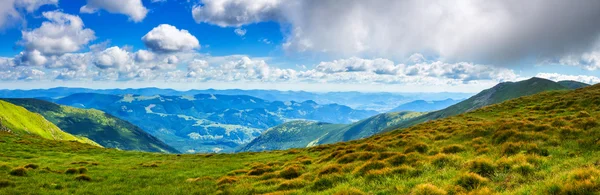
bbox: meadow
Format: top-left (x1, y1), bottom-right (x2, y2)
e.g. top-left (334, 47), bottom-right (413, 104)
top-left (2, 85), bottom-right (600, 194)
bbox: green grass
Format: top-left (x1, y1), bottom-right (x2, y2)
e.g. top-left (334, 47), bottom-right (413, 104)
top-left (0, 100), bottom-right (97, 146)
top-left (2, 98), bottom-right (178, 153)
top-left (2, 83), bottom-right (600, 194)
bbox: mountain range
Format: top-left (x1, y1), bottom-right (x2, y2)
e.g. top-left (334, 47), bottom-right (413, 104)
top-left (47, 93), bottom-right (377, 153)
top-left (241, 78), bottom-right (589, 152)
top-left (0, 87), bottom-right (472, 112)
top-left (388, 98), bottom-right (463, 112)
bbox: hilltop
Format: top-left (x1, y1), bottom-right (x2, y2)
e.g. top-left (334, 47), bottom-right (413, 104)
top-left (2, 98), bottom-right (178, 153)
top-left (1, 80), bottom-right (599, 194)
top-left (0, 100), bottom-right (98, 146)
top-left (240, 111), bottom-right (425, 152)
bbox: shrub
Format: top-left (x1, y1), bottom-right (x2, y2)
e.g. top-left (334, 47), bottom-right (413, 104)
top-left (278, 178), bottom-right (307, 190)
top-left (9, 167), bottom-right (26, 176)
top-left (441, 144), bottom-right (466, 154)
top-left (354, 161), bottom-right (387, 176)
top-left (65, 168), bottom-right (79, 174)
top-left (75, 174), bottom-right (92, 181)
top-left (0, 180), bottom-right (15, 188)
top-left (216, 176), bottom-right (238, 185)
top-left (456, 172), bottom-right (488, 190)
top-left (334, 188), bottom-right (366, 195)
top-left (411, 183), bottom-right (447, 195)
top-left (318, 165), bottom-right (342, 176)
top-left (404, 142), bottom-right (429, 153)
top-left (465, 159), bottom-right (496, 177)
top-left (24, 164), bottom-right (39, 169)
top-left (279, 165), bottom-right (303, 179)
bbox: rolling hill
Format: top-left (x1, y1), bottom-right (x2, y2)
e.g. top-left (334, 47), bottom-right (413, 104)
top-left (240, 111), bottom-right (425, 152)
top-left (0, 100), bottom-right (98, 146)
top-left (1, 80), bottom-right (599, 194)
top-left (50, 93), bottom-right (377, 153)
top-left (2, 98), bottom-right (178, 153)
top-left (384, 77), bottom-right (573, 131)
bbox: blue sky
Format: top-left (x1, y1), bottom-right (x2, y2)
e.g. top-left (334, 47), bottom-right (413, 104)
top-left (0, 0), bottom-right (599, 92)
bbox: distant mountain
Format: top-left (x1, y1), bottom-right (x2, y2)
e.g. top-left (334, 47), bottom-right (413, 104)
top-left (388, 98), bottom-right (462, 112)
top-left (385, 77), bottom-right (571, 131)
top-left (3, 98), bottom-right (178, 153)
top-left (51, 93), bottom-right (377, 153)
top-left (0, 100), bottom-right (99, 146)
top-left (240, 111), bottom-right (425, 152)
top-left (242, 77), bottom-right (579, 152)
top-left (0, 87), bottom-right (472, 112)
top-left (557, 80), bottom-right (590, 89)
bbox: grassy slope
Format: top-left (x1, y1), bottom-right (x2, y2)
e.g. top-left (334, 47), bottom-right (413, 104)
top-left (557, 80), bottom-right (590, 89)
top-left (240, 121), bottom-right (347, 152)
top-left (240, 111), bottom-right (424, 152)
top-left (2, 98), bottom-right (179, 153)
top-left (2, 84), bottom-right (600, 194)
top-left (385, 77), bottom-right (569, 131)
top-left (0, 100), bottom-right (98, 146)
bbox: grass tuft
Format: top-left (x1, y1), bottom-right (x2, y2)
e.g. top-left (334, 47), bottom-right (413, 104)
top-left (75, 174), bottom-right (92, 181)
top-left (411, 183), bottom-right (447, 195)
top-left (9, 167), bottom-right (27, 176)
top-left (24, 164), bottom-right (38, 169)
top-left (456, 172), bottom-right (488, 190)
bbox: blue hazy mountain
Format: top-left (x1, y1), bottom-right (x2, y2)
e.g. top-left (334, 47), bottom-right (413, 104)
top-left (0, 88), bottom-right (472, 112)
top-left (388, 98), bottom-right (463, 112)
top-left (51, 93), bottom-right (377, 153)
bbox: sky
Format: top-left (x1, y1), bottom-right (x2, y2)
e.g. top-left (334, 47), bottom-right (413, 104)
top-left (0, 0), bottom-right (599, 92)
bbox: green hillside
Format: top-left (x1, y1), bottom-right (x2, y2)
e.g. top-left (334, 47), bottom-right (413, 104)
top-left (557, 80), bottom-right (590, 89)
top-left (240, 121), bottom-right (347, 152)
top-left (2, 98), bottom-right (178, 153)
top-left (1, 82), bottom-right (600, 194)
top-left (241, 111), bottom-right (425, 152)
top-left (0, 100), bottom-right (98, 146)
top-left (385, 77), bottom-right (569, 131)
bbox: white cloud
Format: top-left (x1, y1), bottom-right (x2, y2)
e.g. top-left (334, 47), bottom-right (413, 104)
top-left (20, 11), bottom-right (95, 56)
top-left (192, 0), bottom-right (282, 27)
top-left (192, 0), bottom-right (600, 65)
top-left (536, 73), bottom-right (600, 85)
top-left (142, 24), bottom-right (200, 53)
top-left (80, 0), bottom-right (148, 22)
top-left (94, 46), bottom-right (132, 69)
top-left (14, 49), bottom-right (47, 66)
top-left (134, 49), bottom-right (155, 62)
top-left (234, 28), bottom-right (246, 36)
top-left (0, 0), bottom-right (57, 29)
top-left (557, 49), bottom-right (600, 70)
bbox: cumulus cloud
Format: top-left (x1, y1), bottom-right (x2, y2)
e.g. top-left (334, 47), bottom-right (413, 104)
top-left (557, 49), bottom-right (600, 70)
top-left (0, 0), bottom-right (57, 29)
top-left (94, 46), bottom-right (132, 69)
top-left (134, 49), bottom-right (155, 62)
top-left (192, 0), bottom-right (600, 65)
top-left (142, 24), bottom-right (200, 53)
top-left (192, 0), bottom-right (282, 27)
top-left (536, 73), bottom-right (600, 84)
top-left (20, 11), bottom-right (95, 55)
top-left (80, 0), bottom-right (148, 22)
